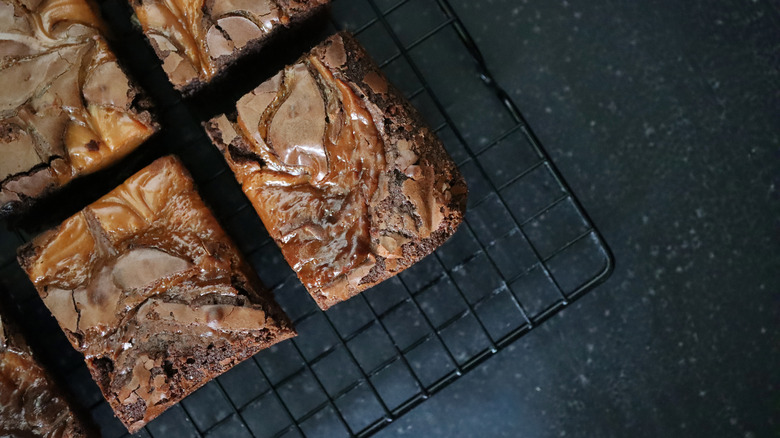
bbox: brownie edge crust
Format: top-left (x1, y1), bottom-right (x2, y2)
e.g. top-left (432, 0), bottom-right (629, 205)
top-left (17, 156), bottom-right (296, 432)
top-left (206, 32), bottom-right (468, 310)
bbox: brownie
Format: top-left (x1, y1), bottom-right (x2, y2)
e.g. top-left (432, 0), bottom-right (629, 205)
top-left (205, 32), bottom-right (468, 310)
top-left (0, 304), bottom-right (87, 437)
top-left (129, 0), bottom-right (329, 93)
top-left (0, 0), bottom-right (158, 217)
top-left (17, 156), bottom-right (296, 432)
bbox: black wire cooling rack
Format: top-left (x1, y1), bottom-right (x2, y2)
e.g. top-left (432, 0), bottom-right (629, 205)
top-left (0, 0), bottom-right (614, 436)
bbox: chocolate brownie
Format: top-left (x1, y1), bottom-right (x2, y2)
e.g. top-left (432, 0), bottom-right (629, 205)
top-left (0, 0), bottom-right (158, 217)
top-left (17, 156), bottom-right (296, 432)
top-left (206, 32), bottom-right (468, 310)
top-left (0, 304), bottom-right (87, 437)
top-left (129, 0), bottom-right (329, 93)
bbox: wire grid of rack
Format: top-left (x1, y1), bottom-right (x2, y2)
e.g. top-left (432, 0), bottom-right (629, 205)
top-left (0, 0), bottom-right (614, 436)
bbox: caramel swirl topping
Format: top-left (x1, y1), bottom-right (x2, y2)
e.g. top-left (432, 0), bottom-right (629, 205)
top-left (209, 33), bottom-right (465, 310)
top-left (209, 34), bottom-right (464, 309)
top-left (19, 157), bottom-right (279, 430)
top-left (135, 0), bottom-right (287, 87)
top-left (0, 0), bottom-right (155, 201)
top-left (225, 55), bottom-right (387, 290)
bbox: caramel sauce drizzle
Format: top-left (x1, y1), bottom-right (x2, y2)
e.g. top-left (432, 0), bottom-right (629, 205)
top-left (231, 55), bottom-right (387, 290)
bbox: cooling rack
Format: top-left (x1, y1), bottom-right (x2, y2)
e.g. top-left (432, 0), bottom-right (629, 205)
top-left (0, 0), bottom-right (614, 436)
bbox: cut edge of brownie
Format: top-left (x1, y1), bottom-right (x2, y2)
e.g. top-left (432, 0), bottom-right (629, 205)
top-left (205, 32), bottom-right (468, 310)
top-left (101, 324), bottom-right (296, 433)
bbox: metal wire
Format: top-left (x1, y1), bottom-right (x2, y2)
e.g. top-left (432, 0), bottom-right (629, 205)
top-left (0, 0), bottom-right (614, 437)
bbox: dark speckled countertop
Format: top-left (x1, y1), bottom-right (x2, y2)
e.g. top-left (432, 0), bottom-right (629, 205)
top-left (378, 1), bottom-right (779, 437)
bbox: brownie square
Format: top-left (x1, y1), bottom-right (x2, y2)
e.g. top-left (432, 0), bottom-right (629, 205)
top-left (129, 0), bottom-right (330, 93)
top-left (17, 156), bottom-right (296, 432)
top-left (205, 32), bottom-right (468, 310)
top-left (0, 302), bottom-right (88, 437)
top-left (0, 0), bottom-right (158, 217)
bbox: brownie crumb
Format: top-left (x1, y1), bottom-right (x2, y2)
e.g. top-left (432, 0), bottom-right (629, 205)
top-left (85, 140), bottom-right (100, 152)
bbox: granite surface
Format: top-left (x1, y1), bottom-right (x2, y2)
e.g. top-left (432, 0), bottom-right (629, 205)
top-left (378, 0), bottom-right (780, 437)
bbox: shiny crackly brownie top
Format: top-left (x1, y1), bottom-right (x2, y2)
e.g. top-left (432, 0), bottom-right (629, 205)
top-left (0, 313), bottom-right (85, 437)
top-left (209, 33), bottom-right (467, 308)
top-left (131, 0), bottom-right (328, 89)
top-left (18, 156), bottom-right (293, 431)
top-left (0, 0), bottom-right (156, 210)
